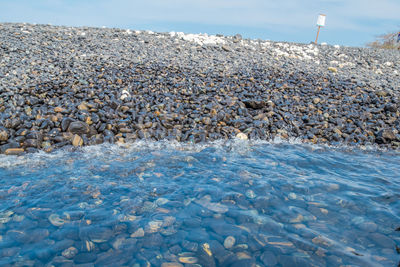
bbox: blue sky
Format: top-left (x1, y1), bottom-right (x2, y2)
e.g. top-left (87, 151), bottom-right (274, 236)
top-left (0, 0), bottom-right (399, 47)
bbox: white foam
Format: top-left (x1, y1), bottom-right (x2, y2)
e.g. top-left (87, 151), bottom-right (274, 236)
top-left (0, 138), bottom-right (394, 169)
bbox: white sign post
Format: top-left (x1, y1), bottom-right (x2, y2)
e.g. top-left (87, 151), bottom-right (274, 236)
top-left (315, 14), bottom-right (326, 44)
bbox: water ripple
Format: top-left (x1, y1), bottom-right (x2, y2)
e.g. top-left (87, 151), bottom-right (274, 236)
top-left (0, 141), bottom-right (399, 266)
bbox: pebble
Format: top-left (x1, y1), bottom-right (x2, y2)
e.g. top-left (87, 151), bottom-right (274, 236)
top-left (224, 236), bottom-right (236, 249)
top-left (236, 133), bottom-right (248, 140)
top-left (358, 221), bottom-right (378, 232)
top-left (48, 214), bottom-right (65, 227)
top-left (130, 228), bottom-right (145, 238)
top-left (369, 233), bottom-right (396, 248)
top-left (0, 130), bottom-right (8, 141)
top-left (328, 67), bottom-right (338, 73)
top-left (245, 190), bottom-right (256, 199)
top-left (62, 247), bottom-right (78, 259)
top-left (178, 257), bottom-right (198, 264)
top-left (73, 252), bottom-right (97, 264)
top-left (5, 148), bottom-right (24, 155)
top-left (72, 135), bottom-right (83, 147)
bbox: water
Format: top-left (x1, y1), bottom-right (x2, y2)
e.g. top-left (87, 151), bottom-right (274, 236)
top-left (0, 141), bottom-right (399, 266)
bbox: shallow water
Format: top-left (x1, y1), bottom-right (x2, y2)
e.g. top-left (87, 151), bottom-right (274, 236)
top-left (0, 141), bottom-right (399, 266)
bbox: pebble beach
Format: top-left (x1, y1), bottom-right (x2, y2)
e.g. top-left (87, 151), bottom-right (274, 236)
top-left (0, 22), bottom-right (399, 154)
top-left (0, 23), bottom-right (400, 267)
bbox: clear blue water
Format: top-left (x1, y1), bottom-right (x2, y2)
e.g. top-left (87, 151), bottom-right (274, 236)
top-left (0, 141), bottom-right (399, 266)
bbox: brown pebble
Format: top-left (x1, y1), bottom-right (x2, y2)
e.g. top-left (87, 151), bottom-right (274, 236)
top-left (54, 107), bottom-right (65, 113)
top-left (5, 148), bottom-right (24, 155)
top-left (178, 257), bottom-right (198, 264)
top-left (72, 135), bottom-right (83, 147)
top-left (0, 130), bottom-right (8, 141)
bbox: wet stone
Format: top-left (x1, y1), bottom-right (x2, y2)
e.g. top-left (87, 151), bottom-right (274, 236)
top-left (88, 227), bottom-right (113, 243)
top-left (53, 239), bottom-right (75, 252)
top-left (72, 135), bottom-right (84, 147)
top-left (130, 227), bottom-right (145, 238)
top-left (142, 233), bottom-right (163, 248)
top-left (178, 257), bottom-right (198, 264)
top-left (49, 213), bottom-right (66, 227)
top-left (182, 240), bottom-right (198, 252)
top-left (358, 221), bottom-right (378, 232)
top-left (5, 148), bottom-right (24, 155)
top-left (224, 236), bottom-right (236, 249)
top-left (260, 251), bottom-right (278, 266)
top-left (6, 230), bottom-right (31, 243)
top-left (73, 252), bottom-right (97, 264)
top-left (0, 129), bottom-right (8, 141)
top-left (369, 233), bottom-right (396, 248)
top-left (68, 121), bottom-right (90, 135)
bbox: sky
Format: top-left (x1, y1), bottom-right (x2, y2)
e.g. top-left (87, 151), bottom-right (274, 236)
top-left (0, 0), bottom-right (399, 47)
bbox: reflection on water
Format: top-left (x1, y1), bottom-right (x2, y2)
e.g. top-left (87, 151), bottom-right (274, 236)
top-left (0, 141), bottom-right (399, 266)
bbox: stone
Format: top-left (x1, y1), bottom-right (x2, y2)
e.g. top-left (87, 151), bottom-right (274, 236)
top-left (73, 252), bottom-right (97, 264)
top-left (62, 247), bottom-right (78, 259)
top-left (260, 251), bottom-right (277, 266)
top-left (61, 117), bottom-right (75, 132)
top-left (178, 257), bottom-right (198, 264)
top-left (5, 148), bottom-right (24, 155)
top-left (0, 129), bottom-right (8, 141)
top-left (328, 67), bottom-right (338, 73)
top-left (195, 196), bottom-right (229, 213)
top-left (376, 129), bottom-right (397, 144)
top-left (224, 236), bottom-right (236, 249)
top-left (236, 133), bottom-right (248, 140)
top-left (78, 102), bottom-right (88, 110)
top-left (245, 190), bottom-right (256, 199)
top-left (376, 90), bottom-right (388, 97)
top-left (48, 214), bottom-right (65, 227)
top-left (233, 34), bottom-right (242, 43)
top-left (88, 227), bottom-right (113, 243)
top-left (358, 222), bottom-right (378, 233)
top-left (53, 240), bottom-right (75, 252)
top-left (24, 139), bottom-right (39, 148)
top-left (68, 121), bottom-right (90, 135)
top-left (369, 233), bottom-right (396, 248)
top-left (243, 100), bottom-right (266, 109)
top-left (221, 45), bottom-right (231, 52)
top-left (72, 135), bottom-right (83, 147)
top-left (130, 228), bottom-right (145, 238)
top-left (6, 230), bottom-right (31, 243)
top-left (54, 107), bottom-right (66, 113)
top-left (142, 233), bottom-right (163, 248)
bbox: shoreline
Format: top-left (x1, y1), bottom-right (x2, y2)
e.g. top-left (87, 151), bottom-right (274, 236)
top-left (0, 22), bottom-right (399, 155)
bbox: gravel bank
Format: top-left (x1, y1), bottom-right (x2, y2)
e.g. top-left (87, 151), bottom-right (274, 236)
top-left (0, 22), bottom-right (399, 154)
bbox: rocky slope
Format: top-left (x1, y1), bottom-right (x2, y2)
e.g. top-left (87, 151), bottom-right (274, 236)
top-left (0, 23), bottom-right (399, 154)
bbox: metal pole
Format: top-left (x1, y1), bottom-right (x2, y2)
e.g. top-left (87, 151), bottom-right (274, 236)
top-left (315, 26), bottom-right (321, 44)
